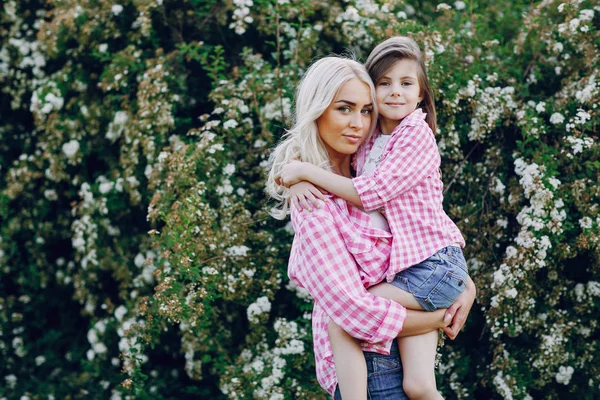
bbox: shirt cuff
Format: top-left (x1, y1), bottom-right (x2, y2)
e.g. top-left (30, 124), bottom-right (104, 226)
top-left (353, 174), bottom-right (385, 212)
top-left (366, 300), bottom-right (406, 344)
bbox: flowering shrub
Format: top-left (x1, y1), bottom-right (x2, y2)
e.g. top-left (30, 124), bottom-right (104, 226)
top-left (1, 0), bottom-right (598, 399)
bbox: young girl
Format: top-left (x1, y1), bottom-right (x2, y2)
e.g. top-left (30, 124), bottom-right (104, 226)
top-left (277, 37), bottom-right (469, 400)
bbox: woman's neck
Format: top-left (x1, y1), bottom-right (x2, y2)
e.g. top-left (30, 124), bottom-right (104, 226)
top-left (330, 155), bottom-right (352, 178)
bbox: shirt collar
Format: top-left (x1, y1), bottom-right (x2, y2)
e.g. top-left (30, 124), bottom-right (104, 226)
top-left (390, 108), bottom-right (427, 136)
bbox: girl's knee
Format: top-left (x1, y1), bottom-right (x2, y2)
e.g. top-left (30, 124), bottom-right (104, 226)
top-left (402, 376), bottom-right (437, 399)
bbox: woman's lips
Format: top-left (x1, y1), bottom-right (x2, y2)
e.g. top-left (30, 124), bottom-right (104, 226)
top-left (343, 135), bottom-right (361, 144)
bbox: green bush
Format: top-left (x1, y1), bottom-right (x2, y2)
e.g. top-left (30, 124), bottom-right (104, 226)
top-left (1, 0), bottom-right (598, 399)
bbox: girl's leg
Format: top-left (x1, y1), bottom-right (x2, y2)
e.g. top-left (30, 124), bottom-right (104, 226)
top-left (398, 331), bottom-right (443, 400)
top-left (329, 320), bottom-right (368, 400)
top-left (368, 283), bottom-right (442, 400)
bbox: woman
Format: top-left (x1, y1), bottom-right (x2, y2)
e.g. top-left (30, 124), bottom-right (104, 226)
top-left (266, 56), bottom-right (475, 399)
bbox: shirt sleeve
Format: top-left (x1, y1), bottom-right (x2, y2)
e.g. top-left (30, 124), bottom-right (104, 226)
top-left (288, 212), bottom-right (406, 344)
top-left (352, 123), bottom-right (440, 211)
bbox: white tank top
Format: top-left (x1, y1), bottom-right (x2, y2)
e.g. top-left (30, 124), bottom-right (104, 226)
top-left (361, 134), bottom-right (392, 232)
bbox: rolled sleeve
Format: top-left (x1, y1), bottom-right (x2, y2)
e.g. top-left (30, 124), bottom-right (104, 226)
top-left (352, 124), bottom-right (439, 212)
top-left (289, 212), bottom-right (406, 344)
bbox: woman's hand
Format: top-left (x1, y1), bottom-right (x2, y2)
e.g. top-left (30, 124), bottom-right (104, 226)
top-left (276, 160), bottom-right (308, 187)
top-left (442, 276), bottom-right (476, 340)
top-left (289, 181), bottom-right (327, 211)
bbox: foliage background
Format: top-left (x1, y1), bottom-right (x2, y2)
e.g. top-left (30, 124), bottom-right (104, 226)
top-left (1, 0), bottom-right (599, 399)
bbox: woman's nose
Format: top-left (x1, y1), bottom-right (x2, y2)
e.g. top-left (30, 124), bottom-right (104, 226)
top-left (349, 112), bottom-right (363, 128)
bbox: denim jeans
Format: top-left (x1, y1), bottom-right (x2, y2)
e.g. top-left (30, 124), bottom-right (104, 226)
top-left (334, 340), bottom-right (408, 399)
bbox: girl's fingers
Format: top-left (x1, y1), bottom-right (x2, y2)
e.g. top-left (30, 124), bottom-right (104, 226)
top-left (305, 191), bottom-right (321, 208)
top-left (309, 187), bottom-right (327, 201)
top-left (299, 194), bottom-right (313, 212)
top-left (291, 195), bottom-right (301, 212)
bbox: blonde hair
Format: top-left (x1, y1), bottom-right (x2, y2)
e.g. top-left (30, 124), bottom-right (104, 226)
top-left (266, 56), bottom-right (377, 219)
top-left (365, 36), bottom-right (437, 134)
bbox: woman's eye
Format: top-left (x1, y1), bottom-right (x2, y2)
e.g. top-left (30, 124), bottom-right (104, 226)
top-left (338, 106), bottom-right (351, 113)
top-left (361, 109), bottom-right (372, 115)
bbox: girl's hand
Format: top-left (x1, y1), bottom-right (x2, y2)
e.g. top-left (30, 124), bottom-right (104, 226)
top-left (442, 276), bottom-right (476, 340)
top-left (276, 160), bottom-right (308, 188)
top-left (289, 181), bottom-right (327, 212)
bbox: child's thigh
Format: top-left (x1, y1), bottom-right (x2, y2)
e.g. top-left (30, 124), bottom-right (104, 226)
top-left (368, 282), bottom-right (423, 310)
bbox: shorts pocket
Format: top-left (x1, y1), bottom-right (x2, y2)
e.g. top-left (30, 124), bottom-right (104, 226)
top-left (428, 270), bottom-right (468, 308)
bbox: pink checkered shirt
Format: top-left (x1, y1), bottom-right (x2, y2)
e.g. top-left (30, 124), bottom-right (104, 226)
top-left (288, 197), bottom-right (407, 396)
top-left (353, 108), bottom-right (465, 282)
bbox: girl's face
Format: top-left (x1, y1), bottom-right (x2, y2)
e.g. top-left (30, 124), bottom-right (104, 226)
top-left (375, 59), bottom-right (423, 133)
top-left (316, 78), bottom-right (373, 161)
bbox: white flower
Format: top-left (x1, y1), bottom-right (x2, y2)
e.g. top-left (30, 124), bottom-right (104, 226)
top-left (223, 119), bottom-right (238, 129)
top-left (247, 296), bottom-right (271, 323)
top-left (555, 366), bottom-right (574, 385)
top-left (115, 305), bottom-right (127, 321)
top-left (396, 11), bottom-right (407, 19)
top-left (552, 42), bottom-right (563, 53)
top-left (62, 140), bottom-right (80, 157)
top-left (454, 1), bottom-right (466, 10)
top-left (225, 245), bottom-right (249, 256)
top-left (535, 101), bottom-right (546, 113)
top-left (492, 178), bottom-right (506, 194)
top-left (5, 374), bottom-right (17, 389)
top-left (44, 189), bottom-right (58, 201)
top-left (505, 246), bottom-right (517, 259)
top-left (436, 3), bottom-right (452, 11)
top-left (134, 253), bottom-right (146, 268)
top-left (579, 217), bottom-right (593, 229)
top-left (579, 9), bottom-right (594, 21)
top-left (111, 4), bottom-right (124, 16)
top-left (99, 43), bottom-right (108, 53)
top-left (223, 164), bottom-right (236, 175)
top-left (549, 113), bottom-right (564, 124)
top-left (99, 181), bottom-right (114, 194)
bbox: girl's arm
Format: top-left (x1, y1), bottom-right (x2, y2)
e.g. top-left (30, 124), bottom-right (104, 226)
top-left (353, 123), bottom-right (439, 212)
top-left (278, 160), bottom-right (364, 207)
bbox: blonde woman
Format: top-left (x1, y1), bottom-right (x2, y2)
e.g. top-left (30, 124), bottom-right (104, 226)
top-left (267, 56), bottom-right (475, 399)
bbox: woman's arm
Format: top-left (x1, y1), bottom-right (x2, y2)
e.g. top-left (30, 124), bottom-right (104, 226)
top-left (397, 308), bottom-right (451, 337)
top-left (289, 211), bottom-right (406, 343)
top-left (442, 276), bottom-right (476, 340)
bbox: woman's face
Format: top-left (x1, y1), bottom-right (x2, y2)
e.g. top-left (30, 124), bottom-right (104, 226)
top-left (316, 78), bottom-right (373, 161)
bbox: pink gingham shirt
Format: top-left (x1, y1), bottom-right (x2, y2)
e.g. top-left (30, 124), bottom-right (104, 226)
top-left (353, 108), bottom-right (465, 282)
top-left (288, 197), bottom-right (407, 395)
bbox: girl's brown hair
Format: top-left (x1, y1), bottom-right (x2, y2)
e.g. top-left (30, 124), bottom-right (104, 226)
top-left (365, 36), bottom-right (437, 134)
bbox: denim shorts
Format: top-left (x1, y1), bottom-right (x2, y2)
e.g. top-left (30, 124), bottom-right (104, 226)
top-left (334, 340), bottom-right (408, 400)
top-left (390, 245), bottom-right (469, 312)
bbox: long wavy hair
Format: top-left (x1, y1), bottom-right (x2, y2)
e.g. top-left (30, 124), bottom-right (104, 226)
top-left (266, 56), bottom-right (377, 220)
top-left (365, 36), bottom-right (437, 135)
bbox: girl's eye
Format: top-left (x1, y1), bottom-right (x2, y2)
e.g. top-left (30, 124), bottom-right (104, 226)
top-left (402, 82), bottom-right (413, 86)
top-left (379, 81), bottom-right (390, 86)
top-left (361, 109), bottom-right (372, 115)
top-left (338, 106), bottom-right (351, 113)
